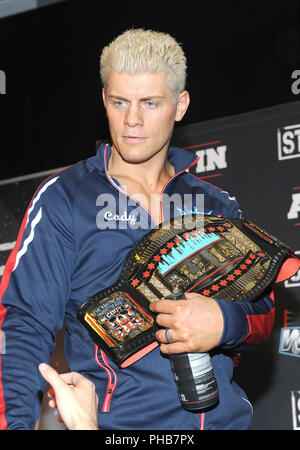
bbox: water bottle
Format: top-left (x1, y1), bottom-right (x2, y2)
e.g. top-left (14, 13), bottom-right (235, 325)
top-left (165, 292), bottom-right (219, 411)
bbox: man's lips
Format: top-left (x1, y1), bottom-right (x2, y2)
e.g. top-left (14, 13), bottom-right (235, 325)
top-left (122, 136), bottom-right (147, 142)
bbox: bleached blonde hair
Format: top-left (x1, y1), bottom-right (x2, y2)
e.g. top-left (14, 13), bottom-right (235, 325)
top-left (100, 28), bottom-right (187, 99)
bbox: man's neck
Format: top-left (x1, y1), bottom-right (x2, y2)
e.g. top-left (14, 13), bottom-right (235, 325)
top-left (108, 145), bottom-right (175, 194)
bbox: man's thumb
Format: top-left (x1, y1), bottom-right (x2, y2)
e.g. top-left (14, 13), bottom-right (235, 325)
top-left (39, 363), bottom-right (64, 389)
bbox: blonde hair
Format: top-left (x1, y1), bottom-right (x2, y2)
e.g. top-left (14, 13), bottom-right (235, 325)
top-left (100, 28), bottom-right (187, 99)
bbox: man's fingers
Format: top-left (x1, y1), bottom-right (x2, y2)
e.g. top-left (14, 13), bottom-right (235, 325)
top-left (40, 363), bottom-right (95, 397)
top-left (159, 342), bottom-right (187, 354)
top-left (155, 313), bottom-right (173, 329)
top-left (39, 363), bottom-right (65, 390)
top-left (156, 328), bottom-right (178, 343)
top-left (48, 398), bottom-right (57, 409)
top-left (47, 387), bottom-right (55, 398)
top-left (149, 299), bottom-right (185, 314)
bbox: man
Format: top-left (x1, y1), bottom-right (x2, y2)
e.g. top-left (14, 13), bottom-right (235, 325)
top-left (0, 28), bottom-right (274, 430)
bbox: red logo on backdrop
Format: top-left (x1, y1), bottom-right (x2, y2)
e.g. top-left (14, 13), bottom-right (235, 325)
top-left (185, 140), bottom-right (227, 180)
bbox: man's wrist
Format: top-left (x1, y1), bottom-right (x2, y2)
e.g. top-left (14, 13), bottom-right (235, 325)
top-left (214, 299), bottom-right (249, 348)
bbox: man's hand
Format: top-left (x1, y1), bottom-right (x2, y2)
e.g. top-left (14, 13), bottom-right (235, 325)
top-left (149, 293), bottom-right (224, 354)
top-left (38, 363), bottom-right (99, 430)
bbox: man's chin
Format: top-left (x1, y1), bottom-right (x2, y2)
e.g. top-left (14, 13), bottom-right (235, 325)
top-left (113, 144), bottom-right (155, 165)
top-left (119, 154), bottom-right (152, 165)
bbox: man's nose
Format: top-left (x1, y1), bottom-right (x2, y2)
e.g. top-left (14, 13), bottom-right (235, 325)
top-left (124, 104), bottom-right (143, 127)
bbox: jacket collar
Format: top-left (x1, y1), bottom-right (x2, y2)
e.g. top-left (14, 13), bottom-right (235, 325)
top-left (91, 142), bottom-right (199, 175)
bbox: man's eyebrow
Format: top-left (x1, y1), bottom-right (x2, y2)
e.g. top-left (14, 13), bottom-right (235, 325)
top-left (108, 95), bottom-right (165, 101)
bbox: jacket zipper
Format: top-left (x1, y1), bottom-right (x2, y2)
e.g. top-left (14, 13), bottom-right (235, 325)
top-left (94, 345), bottom-right (117, 413)
top-left (200, 412), bottom-right (205, 430)
top-left (158, 157), bottom-right (200, 223)
top-left (102, 144), bottom-right (203, 422)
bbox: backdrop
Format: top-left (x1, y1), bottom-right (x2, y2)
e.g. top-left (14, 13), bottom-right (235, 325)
top-left (1, 0), bottom-right (299, 181)
top-left (0, 100), bottom-right (299, 430)
top-left (171, 100), bottom-right (300, 430)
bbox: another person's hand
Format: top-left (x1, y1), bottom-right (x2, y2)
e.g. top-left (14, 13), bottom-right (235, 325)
top-left (38, 363), bottom-right (99, 430)
top-left (149, 292), bottom-right (224, 354)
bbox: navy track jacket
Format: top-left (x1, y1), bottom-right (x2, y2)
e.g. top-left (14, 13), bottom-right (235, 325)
top-left (0, 144), bottom-right (275, 430)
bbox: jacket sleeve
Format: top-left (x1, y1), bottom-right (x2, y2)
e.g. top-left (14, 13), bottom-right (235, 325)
top-left (215, 197), bottom-right (275, 351)
top-left (0, 175), bottom-right (76, 429)
top-left (216, 291), bottom-right (275, 351)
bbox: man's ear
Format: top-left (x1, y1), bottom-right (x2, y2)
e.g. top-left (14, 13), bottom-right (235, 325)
top-left (175, 90), bottom-right (190, 122)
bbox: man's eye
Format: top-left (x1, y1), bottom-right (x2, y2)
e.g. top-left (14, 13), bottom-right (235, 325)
top-left (113, 100), bottom-right (126, 107)
top-left (144, 101), bottom-right (157, 108)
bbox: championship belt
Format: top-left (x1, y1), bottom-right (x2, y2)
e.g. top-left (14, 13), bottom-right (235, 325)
top-left (77, 215), bottom-right (300, 368)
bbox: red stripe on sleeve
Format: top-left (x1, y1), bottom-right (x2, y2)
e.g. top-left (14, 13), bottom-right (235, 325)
top-left (244, 291), bottom-right (275, 345)
top-left (0, 169), bottom-right (67, 430)
top-left (0, 206), bottom-right (30, 429)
